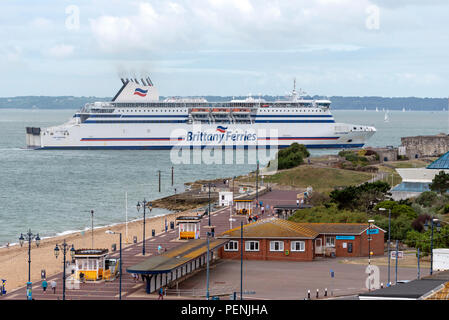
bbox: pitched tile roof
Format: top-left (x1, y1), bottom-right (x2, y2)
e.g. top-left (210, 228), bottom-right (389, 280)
top-left (220, 218), bottom-right (319, 239)
top-left (297, 223), bottom-right (384, 235)
top-left (219, 218), bottom-right (385, 239)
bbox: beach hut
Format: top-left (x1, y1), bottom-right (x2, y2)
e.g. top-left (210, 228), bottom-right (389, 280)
top-left (234, 197), bottom-right (253, 215)
top-left (74, 249), bottom-right (109, 281)
top-left (176, 216), bottom-right (201, 240)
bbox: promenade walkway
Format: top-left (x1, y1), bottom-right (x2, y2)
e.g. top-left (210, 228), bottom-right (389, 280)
top-left (2, 204), bottom-right (248, 300)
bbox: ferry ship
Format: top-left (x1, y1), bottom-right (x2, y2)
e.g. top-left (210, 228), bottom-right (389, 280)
top-left (26, 78), bottom-right (376, 150)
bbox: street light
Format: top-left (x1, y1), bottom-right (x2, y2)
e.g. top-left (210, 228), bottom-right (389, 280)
top-left (137, 199), bottom-right (152, 255)
top-left (208, 183), bottom-right (211, 227)
top-left (424, 218), bottom-right (441, 275)
top-left (106, 230), bottom-right (122, 300)
top-left (367, 219), bottom-right (375, 291)
top-left (19, 229), bottom-right (41, 287)
top-left (53, 240), bottom-right (75, 300)
top-left (378, 207), bottom-right (391, 285)
top-left (205, 231), bottom-right (212, 300)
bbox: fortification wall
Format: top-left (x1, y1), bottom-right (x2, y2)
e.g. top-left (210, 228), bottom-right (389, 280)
top-left (401, 135), bottom-right (449, 159)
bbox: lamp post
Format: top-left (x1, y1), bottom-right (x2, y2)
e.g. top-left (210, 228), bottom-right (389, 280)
top-left (256, 161), bottom-right (259, 213)
top-left (205, 231), bottom-right (211, 300)
top-left (424, 218), bottom-right (441, 275)
top-left (89, 210), bottom-right (94, 248)
top-left (208, 183), bottom-right (211, 227)
top-left (378, 207), bottom-right (391, 285)
top-left (367, 219), bottom-right (375, 291)
top-left (106, 230), bottom-right (122, 300)
top-left (53, 240), bottom-right (75, 300)
top-left (137, 199), bottom-right (152, 256)
top-left (19, 229), bottom-right (41, 288)
top-left (240, 220), bottom-right (243, 300)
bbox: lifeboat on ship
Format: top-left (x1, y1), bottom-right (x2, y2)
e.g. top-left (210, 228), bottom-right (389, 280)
top-left (231, 108), bottom-right (251, 114)
top-left (211, 108), bottom-right (230, 114)
top-left (191, 108), bottom-right (210, 114)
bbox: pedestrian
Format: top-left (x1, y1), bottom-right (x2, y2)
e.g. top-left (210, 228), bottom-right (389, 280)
top-left (296, 199), bottom-right (299, 207)
top-left (248, 216), bottom-right (252, 223)
top-left (50, 280), bottom-right (57, 294)
top-left (158, 245), bottom-right (162, 254)
top-left (42, 279), bottom-right (48, 293)
top-left (261, 206), bottom-right (265, 215)
top-left (158, 287), bottom-right (164, 300)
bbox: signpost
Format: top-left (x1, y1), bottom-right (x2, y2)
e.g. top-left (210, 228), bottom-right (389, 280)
top-left (391, 251), bottom-right (404, 259)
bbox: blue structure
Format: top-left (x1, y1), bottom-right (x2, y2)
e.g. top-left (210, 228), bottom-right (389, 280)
top-left (427, 151), bottom-right (449, 169)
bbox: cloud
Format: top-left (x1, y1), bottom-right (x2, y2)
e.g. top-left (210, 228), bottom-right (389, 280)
top-left (44, 44), bottom-right (75, 58)
top-left (89, 0), bottom-right (372, 55)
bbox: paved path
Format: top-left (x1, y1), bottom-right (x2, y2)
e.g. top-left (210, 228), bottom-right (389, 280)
top-left (2, 204), bottom-right (248, 300)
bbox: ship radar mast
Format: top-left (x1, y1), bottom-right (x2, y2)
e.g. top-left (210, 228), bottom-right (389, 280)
top-left (290, 78), bottom-right (306, 102)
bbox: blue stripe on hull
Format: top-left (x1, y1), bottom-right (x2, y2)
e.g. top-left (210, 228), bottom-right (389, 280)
top-left (38, 143), bottom-right (364, 150)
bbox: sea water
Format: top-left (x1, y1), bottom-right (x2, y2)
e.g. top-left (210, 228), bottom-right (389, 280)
top-left (0, 108), bottom-right (447, 244)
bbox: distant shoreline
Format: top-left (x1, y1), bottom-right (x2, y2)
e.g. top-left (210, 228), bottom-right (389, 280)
top-left (1, 107), bottom-right (448, 111)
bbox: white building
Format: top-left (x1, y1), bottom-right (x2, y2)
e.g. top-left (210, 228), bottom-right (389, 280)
top-left (219, 191), bottom-right (233, 206)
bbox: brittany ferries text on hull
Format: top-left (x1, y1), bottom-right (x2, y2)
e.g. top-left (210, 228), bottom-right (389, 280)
top-left (26, 77), bottom-right (376, 150)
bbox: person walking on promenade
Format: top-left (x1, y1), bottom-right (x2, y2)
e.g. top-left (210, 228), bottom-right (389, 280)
top-left (50, 280), bottom-right (57, 294)
top-left (42, 279), bottom-right (48, 293)
top-left (158, 287), bottom-right (164, 300)
top-left (296, 199), bottom-right (299, 207)
top-left (261, 206), bottom-right (265, 215)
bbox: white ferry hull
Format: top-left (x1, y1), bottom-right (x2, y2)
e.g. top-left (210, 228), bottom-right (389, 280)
top-left (25, 78), bottom-right (376, 150)
top-left (28, 122), bottom-right (375, 150)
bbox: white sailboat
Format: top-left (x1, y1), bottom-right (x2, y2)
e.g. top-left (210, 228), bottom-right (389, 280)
top-left (375, 107), bottom-right (379, 112)
top-left (402, 107), bottom-right (406, 112)
top-left (384, 110), bottom-right (390, 122)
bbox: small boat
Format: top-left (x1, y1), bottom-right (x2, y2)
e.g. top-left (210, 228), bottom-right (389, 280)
top-left (191, 108), bottom-right (210, 114)
top-left (232, 108), bottom-right (251, 114)
top-left (375, 107), bottom-right (379, 112)
top-left (402, 107), bottom-right (406, 112)
top-left (384, 111), bottom-right (389, 122)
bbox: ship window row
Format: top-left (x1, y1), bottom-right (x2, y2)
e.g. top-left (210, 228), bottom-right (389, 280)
top-left (259, 109), bottom-right (324, 113)
top-left (116, 109), bottom-right (187, 113)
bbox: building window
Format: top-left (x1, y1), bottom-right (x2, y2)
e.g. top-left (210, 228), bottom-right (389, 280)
top-left (269, 241), bottom-right (284, 252)
top-left (245, 241), bottom-right (259, 252)
top-left (326, 237), bottom-right (335, 247)
top-left (224, 240), bottom-right (239, 252)
top-left (291, 241), bottom-right (305, 252)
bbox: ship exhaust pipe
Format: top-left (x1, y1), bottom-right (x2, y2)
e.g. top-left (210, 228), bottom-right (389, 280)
top-left (25, 127), bottom-right (42, 149)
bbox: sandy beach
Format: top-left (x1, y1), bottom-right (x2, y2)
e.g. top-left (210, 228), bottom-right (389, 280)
top-left (0, 208), bottom-right (199, 293)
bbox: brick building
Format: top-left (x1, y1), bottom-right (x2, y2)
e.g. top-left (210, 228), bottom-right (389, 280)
top-left (218, 218), bottom-right (385, 262)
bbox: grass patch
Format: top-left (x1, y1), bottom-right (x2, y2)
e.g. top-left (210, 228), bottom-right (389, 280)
top-left (388, 160), bottom-right (428, 169)
top-left (263, 166), bottom-right (373, 193)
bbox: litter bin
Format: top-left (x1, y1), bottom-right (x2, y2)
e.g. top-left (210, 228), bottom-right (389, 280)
top-left (170, 221), bottom-right (175, 230)
top-left (112, 243), bottom-right (116, 251)
top-left (133, 236), bottom-right (137, 244)
top-left (152, 229), bottom-right (155, 237)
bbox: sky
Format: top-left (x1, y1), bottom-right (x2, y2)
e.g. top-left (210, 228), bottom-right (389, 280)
top-left (1, 0), bottom-right (448, 98)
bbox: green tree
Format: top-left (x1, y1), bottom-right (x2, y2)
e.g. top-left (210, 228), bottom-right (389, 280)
top-left (415, 191), bottom-right (438, 207)
top-left (430, 171), bottom-right (449, 194)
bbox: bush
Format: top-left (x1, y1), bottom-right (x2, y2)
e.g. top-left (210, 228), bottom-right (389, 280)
top-left (275, 143), bottom-right (309, 170)
top-left (415, 191), bottom-right (438, 207)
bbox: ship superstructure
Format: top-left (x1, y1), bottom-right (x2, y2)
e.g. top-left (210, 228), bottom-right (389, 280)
top-left (26, 77), bottom-right (376, 149)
